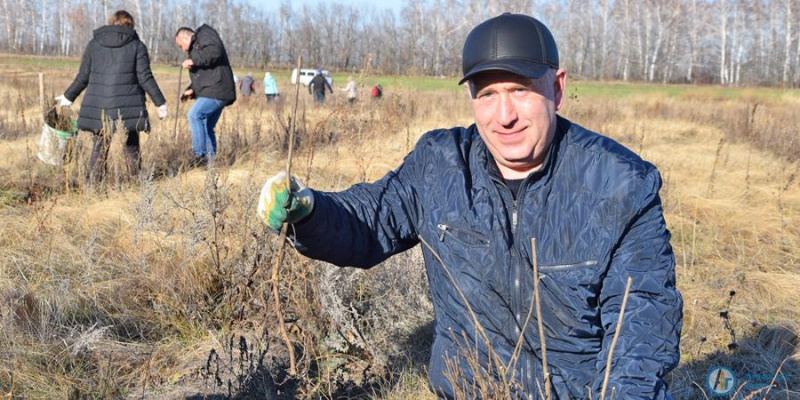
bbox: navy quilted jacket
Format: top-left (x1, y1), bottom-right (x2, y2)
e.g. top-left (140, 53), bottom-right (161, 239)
top-left (293, 116), bottom-right (683, 399)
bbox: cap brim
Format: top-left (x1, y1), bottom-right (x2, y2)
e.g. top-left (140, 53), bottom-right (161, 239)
top-left (458, 59), bottom-right (551, 85)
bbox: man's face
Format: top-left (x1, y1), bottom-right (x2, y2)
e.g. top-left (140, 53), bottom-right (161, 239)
top-left (469, 68), bottom-right (566, 178)
top-left (175, 33), bottom-right (191, 52)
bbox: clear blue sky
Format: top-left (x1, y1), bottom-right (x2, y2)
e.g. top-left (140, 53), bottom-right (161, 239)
top-left (245, 0), bottom-right (402, 14)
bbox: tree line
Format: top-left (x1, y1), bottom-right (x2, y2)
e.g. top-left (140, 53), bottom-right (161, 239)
top-left (3, 0), bottom-right (800, 87)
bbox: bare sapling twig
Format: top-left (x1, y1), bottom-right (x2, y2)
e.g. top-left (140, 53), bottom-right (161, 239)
top-left (506, 254), bottom-right (537, 382)
top-left (747, 356), bottom-right (789, 400)
top-left (505, 237), bottom-right (543, 393)
top-left (418, 235), bottom-right (512, 395)
top-left (172, 66), bottom-right (183, 142)
top-left (268, 55), bottom-right (304, 376)
top-left (532, 238), bottom-right (552, 400)
top-left (304, 104), bottom-right (344, 185)
top-left (706, 137), bottom-right (724, 198)
top-left (600, 275), bottom-right (633, 400)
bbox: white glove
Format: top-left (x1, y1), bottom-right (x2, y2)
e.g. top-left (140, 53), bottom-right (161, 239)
top-left (55, 95), bottom-right (72, 107)
top-left (157, 104), bottom-right (168, 120)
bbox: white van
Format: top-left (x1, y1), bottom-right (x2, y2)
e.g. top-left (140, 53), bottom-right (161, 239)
top-left (291, 68), bottom-right (333, 87)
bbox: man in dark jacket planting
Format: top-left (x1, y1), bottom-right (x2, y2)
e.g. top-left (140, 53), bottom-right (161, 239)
top-left (258, 13), bottom-right (682, 400)
top-left (58, 10), bottom-right (167, 182)
top-left (174, 25), bottom-right (236, 166)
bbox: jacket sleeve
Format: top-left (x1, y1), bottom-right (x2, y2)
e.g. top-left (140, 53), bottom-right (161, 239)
top-left (135, 42), bottom-right (166, 107)
top-left (64, 42), bottom-right (92, 101)
top-left (591, 168), bottom-right (683, 400)
top-left (289, 139), bottom-right (426, 268)
top-left (190, 31), bottom-right (222, 68)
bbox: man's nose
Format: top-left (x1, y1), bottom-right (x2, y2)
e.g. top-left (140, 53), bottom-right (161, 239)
top-left (496, 93), bottom-right (518, 126)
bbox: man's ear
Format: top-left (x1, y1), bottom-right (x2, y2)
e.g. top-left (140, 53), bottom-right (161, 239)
top-left (553, 68), bottom-right (567, 111)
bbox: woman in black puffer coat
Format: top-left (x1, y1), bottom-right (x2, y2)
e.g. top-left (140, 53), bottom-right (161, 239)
top-left (58, 10), bottom-right (167, 182)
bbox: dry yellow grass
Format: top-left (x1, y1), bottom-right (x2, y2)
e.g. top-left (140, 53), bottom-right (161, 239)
top-left (0, 62), bottom-right (798, 399)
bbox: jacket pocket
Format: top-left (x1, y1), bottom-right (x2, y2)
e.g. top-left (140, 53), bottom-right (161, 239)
top-left (538, 260), bottom-right (598, 272)
top-left (436, 223), bottom-right (490, 247)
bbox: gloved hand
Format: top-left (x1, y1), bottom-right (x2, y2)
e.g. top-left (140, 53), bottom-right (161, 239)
top-left (55, 95), bottom-right (72, 107)
top-left (257, 172), bottom-right (314, 231)
top-left (157, 104), bottom-right (168, 120)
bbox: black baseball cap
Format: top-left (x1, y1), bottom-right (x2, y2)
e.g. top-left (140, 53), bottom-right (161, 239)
top-left (459, 13), bottom-right (559, 85)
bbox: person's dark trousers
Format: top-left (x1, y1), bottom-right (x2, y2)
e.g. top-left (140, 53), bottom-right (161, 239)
top-left (266, 94), bottom-right (280, 103)
top-left (88, 130), bottom-right (140, 183)
top-left (313, 92), bottom-right (325, 103)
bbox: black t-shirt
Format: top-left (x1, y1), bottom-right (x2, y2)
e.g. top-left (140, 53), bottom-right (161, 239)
top-left (504, 178), bottom-right (525, 200)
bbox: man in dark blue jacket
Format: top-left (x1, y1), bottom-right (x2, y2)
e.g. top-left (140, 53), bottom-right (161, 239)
top-left (175, 25), bottom-right (236, 167)
top-left (258, 13), bottom-right (682, 400)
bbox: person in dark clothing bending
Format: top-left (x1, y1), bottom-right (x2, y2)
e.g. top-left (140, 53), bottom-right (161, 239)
top-left (174, 24), bottom-right (236, 167)
top-left (57, 10), bottom-right (167, 182)
top-left (309, 69), bottom-right (332, 104)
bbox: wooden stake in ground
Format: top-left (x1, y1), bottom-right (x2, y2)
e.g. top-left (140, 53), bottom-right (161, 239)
top-left (38, 72), bottom-right (45, 116)
top-left (172, 66), bottom-right (183, 142)
top-left (600, 275), bottom-right (633, 400)
top-left (269, 55), bottom-right (303, 376)
top-left (531, 238), bottom-right (552, 400)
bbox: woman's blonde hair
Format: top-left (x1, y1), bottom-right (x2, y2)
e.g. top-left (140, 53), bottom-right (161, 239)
top-left (108, 10), bottom-right (135, 29)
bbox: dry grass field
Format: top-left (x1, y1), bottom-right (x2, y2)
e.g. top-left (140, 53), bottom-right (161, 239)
top-left (0, 55), bottom-right (798, 399)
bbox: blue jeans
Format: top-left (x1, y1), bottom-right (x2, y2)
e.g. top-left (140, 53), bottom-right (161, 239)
top-left (187, 97), bottom-right (226, 158)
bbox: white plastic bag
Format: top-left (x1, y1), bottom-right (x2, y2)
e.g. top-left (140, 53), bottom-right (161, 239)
top-left (37, 121), bottom-right (76, 166)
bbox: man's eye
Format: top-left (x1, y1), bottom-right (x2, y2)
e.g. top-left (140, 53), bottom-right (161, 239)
top-left (478, 92), bottom-right (495, 99)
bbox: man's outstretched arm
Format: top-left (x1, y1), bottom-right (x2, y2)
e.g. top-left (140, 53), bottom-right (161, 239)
top-left (258, 136), bottom-right (430, 268)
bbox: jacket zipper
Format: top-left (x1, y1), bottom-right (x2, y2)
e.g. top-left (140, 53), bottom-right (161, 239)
top-left (513, 198), bottom-right (522, 344)
top-left (540, 260), bottom-right (598, 271)
top-left (512, 183), bottom-right (536, 399)
top-left (437, 224), bottom-right (449, 241)
top-left (512, 199), bottom-right (518, 231)
top-left (492, 175), bottom-right (533, 394)
top-left (436, 223), bottom-right (489, 245)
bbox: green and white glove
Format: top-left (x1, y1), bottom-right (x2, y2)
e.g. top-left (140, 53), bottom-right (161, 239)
top-left (257, 172), bottom-right (314, 231)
